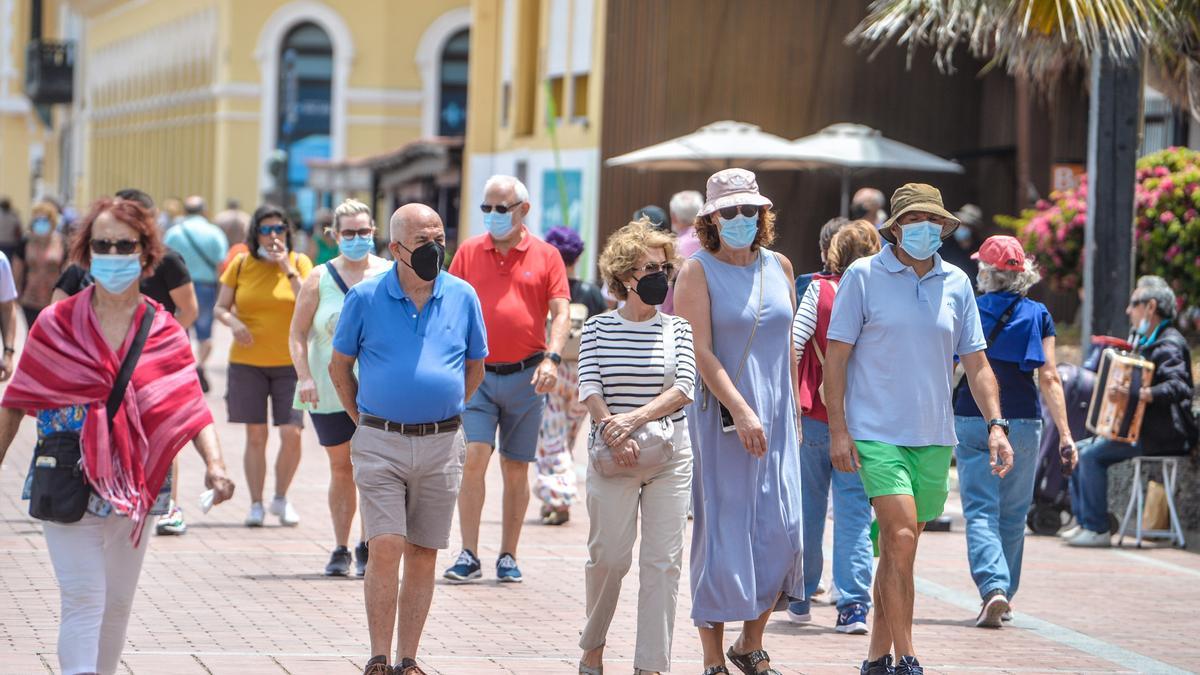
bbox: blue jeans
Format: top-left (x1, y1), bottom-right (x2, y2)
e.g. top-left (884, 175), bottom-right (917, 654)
top-left (1069, 437), bottom-right (1142, 533)
top-left (799, 417), bottom-right (873, 609)
top-left (954, 416), bottom-right (1041, 600)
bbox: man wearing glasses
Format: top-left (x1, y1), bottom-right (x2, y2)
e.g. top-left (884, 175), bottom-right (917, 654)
top-left (444, 175), bottom-right (571, 583)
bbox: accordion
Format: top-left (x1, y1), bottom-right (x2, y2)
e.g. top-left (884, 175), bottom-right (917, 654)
top-left (1085, 348), bottom-right (1155, 444)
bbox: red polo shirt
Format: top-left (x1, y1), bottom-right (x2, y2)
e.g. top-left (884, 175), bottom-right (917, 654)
top-left (449, 229), bottom-right (570, 364)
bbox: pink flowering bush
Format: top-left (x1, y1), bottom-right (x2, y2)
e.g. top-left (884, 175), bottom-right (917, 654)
top-left (999, 146), bottom-right (1200, 306)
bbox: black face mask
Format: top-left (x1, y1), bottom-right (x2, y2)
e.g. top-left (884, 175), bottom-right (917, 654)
top-left (630, 271), bottom-right (669, 306)
top-left (397, 241), bottom-right (445, 282)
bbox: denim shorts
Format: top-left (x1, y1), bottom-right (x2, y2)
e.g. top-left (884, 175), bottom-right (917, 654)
top-left (192, 281), bottom-right (218, 342)
top-left (462, 368), bottom-right (547, 463)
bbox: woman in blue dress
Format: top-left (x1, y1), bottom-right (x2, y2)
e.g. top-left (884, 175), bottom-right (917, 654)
top-left (674, 168), bottom-right (803, 675)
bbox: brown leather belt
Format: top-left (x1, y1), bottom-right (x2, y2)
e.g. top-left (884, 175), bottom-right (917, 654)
top-left (484, 353), bottom-right (544, 375)
top-left (359, 414), bottom-right (461, 437)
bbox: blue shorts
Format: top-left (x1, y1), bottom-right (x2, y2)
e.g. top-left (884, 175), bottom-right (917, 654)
top-left (463, 367), bottom-right (547, 463)
top-left (310, 410), bottom-right (356, 447)
top-left (193, 281), bottom-right (217, 341)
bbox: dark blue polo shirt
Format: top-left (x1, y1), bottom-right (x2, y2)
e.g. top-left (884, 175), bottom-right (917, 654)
top-left (333, 265), bottom-right (488, 424)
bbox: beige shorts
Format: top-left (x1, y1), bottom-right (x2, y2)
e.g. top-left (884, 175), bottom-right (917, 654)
top-left (351, 425), bottom-right (466, 549)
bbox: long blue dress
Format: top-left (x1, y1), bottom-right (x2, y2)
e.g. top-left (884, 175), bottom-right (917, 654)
top-left (688, 248), bottom-right (804, 627)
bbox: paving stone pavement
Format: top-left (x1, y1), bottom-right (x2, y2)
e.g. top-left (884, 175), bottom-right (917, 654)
top-left (1, 327), bottom-right (1199, 674)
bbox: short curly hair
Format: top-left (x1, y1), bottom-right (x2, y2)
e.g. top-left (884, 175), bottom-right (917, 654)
top-left (599, 218), bottom-right (678, 300)
top-left (695, 206), bottom-right (777, 253)
top-left (544, 226), bottom-right (585, 267)
top-left (826, 219), bottom-right (881, 275)
top-left (70, 197), bottom-right (166, 275)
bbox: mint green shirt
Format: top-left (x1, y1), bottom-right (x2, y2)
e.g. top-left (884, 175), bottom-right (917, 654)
top-left (294, 265), bottom-right (382, 414)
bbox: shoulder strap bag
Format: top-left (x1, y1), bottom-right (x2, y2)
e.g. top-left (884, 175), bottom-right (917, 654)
top-left (589, 315), bottom-right (679, 478)
top-left (28, 302), bottom-right (157, 523)
top-left (954, 295), bottom-right (1023, 403)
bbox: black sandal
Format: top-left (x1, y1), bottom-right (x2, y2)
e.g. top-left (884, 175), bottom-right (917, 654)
top-left (726, 647), bottom-right (781, 675)
top-left (702, 667), bottom-right (729, 675)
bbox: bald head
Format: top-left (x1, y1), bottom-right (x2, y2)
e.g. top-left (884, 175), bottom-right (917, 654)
top-left (389, 203), bottom-right (443, 244)
top-left (184, 195), bottom-right (205, 216)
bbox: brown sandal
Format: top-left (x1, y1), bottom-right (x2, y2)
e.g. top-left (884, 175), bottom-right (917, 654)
top-left (362, 655), bottom-right (390, 675)
top-left (395, 657), bottom-right (427, 674)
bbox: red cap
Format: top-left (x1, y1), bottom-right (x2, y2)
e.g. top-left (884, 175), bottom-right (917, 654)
top-left (971, 235), bottom-right (1027, 271)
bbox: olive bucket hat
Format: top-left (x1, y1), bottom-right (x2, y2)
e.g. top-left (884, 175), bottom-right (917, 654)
top-left (879, 183), bottom-right (961, 244)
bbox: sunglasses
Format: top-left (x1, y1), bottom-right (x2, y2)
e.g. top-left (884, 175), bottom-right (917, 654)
top-left (636, 262), bottom-right (675, 276)
top-left (717, 204), bottom-right (759, 220)
top-left (339, 228), bottom-right (374, 239)
top-left (480, 201), bottom-right (524, 214)
top-left (259, 225), bottom-right (287, 236)
top-left (90, 238), bottom-right (140, 255)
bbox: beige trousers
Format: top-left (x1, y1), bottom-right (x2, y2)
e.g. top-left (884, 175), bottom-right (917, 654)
top-left (580, 421), bottom-right (692, 672)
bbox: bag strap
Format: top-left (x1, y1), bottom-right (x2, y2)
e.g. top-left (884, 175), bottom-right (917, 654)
top-left (987, 295), bottom-right (1023, 346)
top-left (179, 225), bottom-right (220, 270)
top-left (105, 302), bottom-right (157, 425)
top-left (661, 314), bottom-right (676, 393)
top-left (324, 261), bottom-right (350, 294)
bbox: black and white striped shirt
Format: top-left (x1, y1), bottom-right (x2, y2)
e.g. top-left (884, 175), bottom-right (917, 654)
top-left (577, 311), bottom-right (697, 422)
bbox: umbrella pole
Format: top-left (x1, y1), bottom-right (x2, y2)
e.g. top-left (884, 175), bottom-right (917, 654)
top-left (840, 170), bottom-right (850, 217)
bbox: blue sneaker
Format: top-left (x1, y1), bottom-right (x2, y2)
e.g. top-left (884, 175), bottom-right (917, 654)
top-left (895, 655), bottom-right (923, 675)
top-left (496, 553), bottom-right (523, 583)
top-left (860, 654), bottom-right (893, 675)
top-left (787, 599), bottom-right (811, 624)
top-left (836, 602), bottom-right (870, 634)
top-left (443, 549), bottom-right (481, 582)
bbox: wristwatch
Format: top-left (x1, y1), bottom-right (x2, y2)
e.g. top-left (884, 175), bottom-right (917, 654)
top-left (545, 351), bottom-right (563, 365)
top-left (987, 418), bottom-right (1010, 436)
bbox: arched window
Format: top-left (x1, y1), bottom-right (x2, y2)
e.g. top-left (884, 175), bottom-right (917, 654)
top-left (438, 29), bottom-right (469, 137)
top-left (277, 22), bottom-right (332, 222)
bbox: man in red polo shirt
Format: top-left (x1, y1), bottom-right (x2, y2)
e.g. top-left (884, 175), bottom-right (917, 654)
top-left (444, 174), bottom-right (570, 583)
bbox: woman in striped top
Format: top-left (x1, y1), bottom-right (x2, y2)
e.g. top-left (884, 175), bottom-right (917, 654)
top-left (576, 220), bottom-right (696, 675)
top-left (789, 219), bottom-right (880, 635)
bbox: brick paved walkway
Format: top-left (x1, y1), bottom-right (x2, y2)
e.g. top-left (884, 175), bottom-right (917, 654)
top-left (1, 329), bottom-right (1199, 674)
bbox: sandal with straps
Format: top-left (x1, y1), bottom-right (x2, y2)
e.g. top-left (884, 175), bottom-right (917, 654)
top-left (702, 667), bottom-right (729, 675)
top-left (726, 647), bottom-right (782, 675)
top-left (395, 658), bottom-right (427, 675)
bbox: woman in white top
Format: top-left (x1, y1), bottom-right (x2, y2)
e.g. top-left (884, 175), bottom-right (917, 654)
top-left (576, 219), bottom-right (696, 675)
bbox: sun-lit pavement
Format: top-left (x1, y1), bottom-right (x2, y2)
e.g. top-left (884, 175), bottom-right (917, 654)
top-left (2, 325), bottom-right (1199, 674)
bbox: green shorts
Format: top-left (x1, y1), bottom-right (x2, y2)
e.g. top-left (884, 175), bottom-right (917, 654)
top-left (855, 440), bottom-right (953, 523)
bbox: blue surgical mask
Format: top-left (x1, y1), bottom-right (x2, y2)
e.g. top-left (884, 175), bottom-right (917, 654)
top-left (484, 211), bottom-right (514, 239)
top-left (31, 217), bottom-right (52, 236)
top-left (717, 214), bottom-right (759, 249)
top-left (953, 227), bottom-right (972, 244)
top-left (1136, 318), bottom-right (1151, 335)
top-left (90, 254), bottom-right (142, 294)
top-left (898, 221), bottom-right (944, 260)
top-left (338, 235), bottom-right (373, 261)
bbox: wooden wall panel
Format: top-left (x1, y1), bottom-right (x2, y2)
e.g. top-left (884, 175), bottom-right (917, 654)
top-left (598, 0), bottom-right (1089, 276)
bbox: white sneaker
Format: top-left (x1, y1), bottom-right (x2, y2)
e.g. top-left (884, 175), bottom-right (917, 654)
top-left (244, 502), bottom-right (265, 527)
top-left (975, 591), bottom-right (1010, 628)
top-left (1059, 525), bottom-right (1082, 540)
top-left (269, 497), bottom-right (300, 527)
top-left (1066, 528), bottom-right (1111, 548)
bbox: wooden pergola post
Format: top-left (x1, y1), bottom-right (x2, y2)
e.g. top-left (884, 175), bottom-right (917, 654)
top-left (1082, 43), bottom-right (1144, 348)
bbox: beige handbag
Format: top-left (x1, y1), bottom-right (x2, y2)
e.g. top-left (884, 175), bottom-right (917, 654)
top-left (589, 316), bottom-right (677, 477)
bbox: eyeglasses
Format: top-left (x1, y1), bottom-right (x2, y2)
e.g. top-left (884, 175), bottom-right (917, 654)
top-left (635, 262), bottom-right (675, 276)
top-left (1129, 299), bottom-right (1149, 308)
top-left (260, 225), bottom-right (287, 236)
top-left (717, 204), bottom-right (759, 220)
top-left (90, 238), bottom-right (140, 255)
top-left (480, 201), bottom-right (524, 214)
top-left (339, 228), bottom-right (374, 239)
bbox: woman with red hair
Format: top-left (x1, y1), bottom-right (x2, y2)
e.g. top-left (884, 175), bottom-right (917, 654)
top-left (0, 197), bottom-right (236, 675)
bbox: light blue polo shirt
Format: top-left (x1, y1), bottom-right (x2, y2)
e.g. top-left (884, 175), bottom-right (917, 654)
top-left (332, 265), bottom-right (488, 424)
top-left (827, 244), bottom-right (986, 447)
top-left (164, 216), bottom-right (229, 283)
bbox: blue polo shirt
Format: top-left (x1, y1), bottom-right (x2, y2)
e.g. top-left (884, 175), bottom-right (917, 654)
top-left (332, 265), bottom-right (488, 424)
top-left (827, 244), bottom-right (986, 447)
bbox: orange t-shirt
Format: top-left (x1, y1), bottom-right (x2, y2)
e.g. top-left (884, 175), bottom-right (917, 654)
top-left (448, 231), bottom-right (570, 364)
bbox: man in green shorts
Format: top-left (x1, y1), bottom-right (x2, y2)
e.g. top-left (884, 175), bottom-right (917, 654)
top-left (824, 184), bottom-right (1014, 675)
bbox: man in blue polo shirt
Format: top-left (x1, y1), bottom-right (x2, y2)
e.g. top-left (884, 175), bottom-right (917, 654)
top-left (823, 184), bottom-right (1013, 675)
top-left (330, 203), bottom-right (487, 675)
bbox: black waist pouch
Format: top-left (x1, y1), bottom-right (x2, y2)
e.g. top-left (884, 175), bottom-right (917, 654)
top-left (28, 431), bottom-right (91, 523)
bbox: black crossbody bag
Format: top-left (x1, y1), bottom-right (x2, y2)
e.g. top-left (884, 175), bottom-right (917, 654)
top-left (28, 303), bottom-right (157, 523)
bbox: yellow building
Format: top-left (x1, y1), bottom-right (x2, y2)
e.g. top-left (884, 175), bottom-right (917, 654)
top-left (463, 0), bottom-right (603, 276)
top-left (2, 0), bottom-right (471, 224)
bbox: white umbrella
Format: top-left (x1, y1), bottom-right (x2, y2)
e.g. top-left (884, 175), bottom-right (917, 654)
top-left (788, 123), bottom-right (965, 216)
top-left (605, 120), bottom-right (809, 172)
